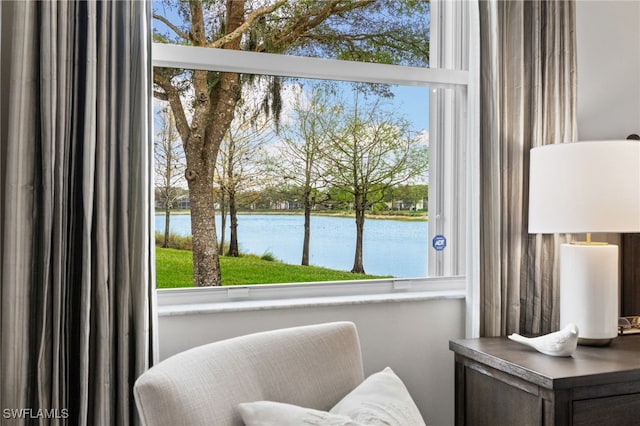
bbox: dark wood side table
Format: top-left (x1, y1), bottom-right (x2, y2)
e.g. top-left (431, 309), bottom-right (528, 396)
top-left (622, 234), bottom-right (640, 316)
top-left (450, 336), bottom-right (640, 426)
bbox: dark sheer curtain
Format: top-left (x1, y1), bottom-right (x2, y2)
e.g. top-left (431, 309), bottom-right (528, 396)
top-left (479, 0), bottom-right (577, 337)
top-left (0, 1), bottom-right (155, 424)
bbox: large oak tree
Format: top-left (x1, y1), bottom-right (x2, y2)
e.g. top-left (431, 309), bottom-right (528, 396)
top-left (153, 0), bottom-right (429, 286)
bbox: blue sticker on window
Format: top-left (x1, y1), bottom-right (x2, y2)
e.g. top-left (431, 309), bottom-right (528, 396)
top-left (432, 235), bottom-right (447, 251)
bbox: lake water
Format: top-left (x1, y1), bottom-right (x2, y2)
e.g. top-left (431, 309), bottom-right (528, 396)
top-left (155, 214), bottom-right (428, 278)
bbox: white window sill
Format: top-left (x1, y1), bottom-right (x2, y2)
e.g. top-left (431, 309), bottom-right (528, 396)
top-left (157, 277), bottom-right (466, 316)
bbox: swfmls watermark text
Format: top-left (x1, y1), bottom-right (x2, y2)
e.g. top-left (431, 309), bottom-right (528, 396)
top-left (2, 408), bottom-right (69, 420)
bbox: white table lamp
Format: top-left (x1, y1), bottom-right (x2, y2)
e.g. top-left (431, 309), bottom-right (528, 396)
top-left (529, 141), bottom-right (640, 345)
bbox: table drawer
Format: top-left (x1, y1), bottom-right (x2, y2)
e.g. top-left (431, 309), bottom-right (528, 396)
top-left (573, 393), bottom-right (640, 426)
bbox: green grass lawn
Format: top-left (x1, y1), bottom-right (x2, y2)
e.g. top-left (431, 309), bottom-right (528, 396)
top-left (155, 247), bottom-right (389, 288)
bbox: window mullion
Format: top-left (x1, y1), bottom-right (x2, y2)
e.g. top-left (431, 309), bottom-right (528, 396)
top-left (152, 43), bottom-right (468, 89)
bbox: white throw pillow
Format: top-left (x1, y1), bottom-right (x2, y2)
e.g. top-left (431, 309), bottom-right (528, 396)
top-left (238, 367), bottom-right (426, 426)
top-left (238, 401), bottom-right (364, 426)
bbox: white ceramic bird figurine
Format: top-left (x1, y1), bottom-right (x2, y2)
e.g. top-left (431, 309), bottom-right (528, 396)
top-left (508, 323), bottom-right (579, 357)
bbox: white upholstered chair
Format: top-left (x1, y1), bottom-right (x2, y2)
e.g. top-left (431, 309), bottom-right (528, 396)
top-left (133, 322), bottom-right (365, 426)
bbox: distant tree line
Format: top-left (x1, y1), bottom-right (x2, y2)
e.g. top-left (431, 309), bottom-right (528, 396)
top-left (235, 183), bottom-right (428, 213)
top-left (157, 183), bottom-right (428, 213)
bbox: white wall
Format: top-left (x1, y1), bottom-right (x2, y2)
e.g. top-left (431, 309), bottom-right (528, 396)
top-left (576, 0), bottom-right (640, 140)
top-left (159, 297), bottom-right (465, 426)
top-left (576, 1), bottom-right (640, 252)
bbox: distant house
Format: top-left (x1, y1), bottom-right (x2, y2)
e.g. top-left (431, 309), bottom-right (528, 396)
top-left (271, 200), bottom-right (290, 210)
top-left (155, 193), bottom-right (191, 210)
top-left (387, 199), bottom-right (426, 211)
top-left (176, 196), bottom-right (191, 209)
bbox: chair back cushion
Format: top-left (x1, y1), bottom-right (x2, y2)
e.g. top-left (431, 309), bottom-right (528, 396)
top-left (134, 321), bottom-right (364, 426)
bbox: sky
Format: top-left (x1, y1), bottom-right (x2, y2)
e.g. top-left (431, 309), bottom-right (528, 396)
top-left (391, 85), bottom-right (430, 133)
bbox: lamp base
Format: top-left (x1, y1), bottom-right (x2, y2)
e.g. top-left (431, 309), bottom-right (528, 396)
top-left (560, 243), bottom-right (619, 345)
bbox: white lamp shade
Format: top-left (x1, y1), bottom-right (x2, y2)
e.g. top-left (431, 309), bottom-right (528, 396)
top-left (528, 141), bottom-right (640, 234)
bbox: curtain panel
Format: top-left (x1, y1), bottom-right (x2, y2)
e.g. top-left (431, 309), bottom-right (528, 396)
top-left (0, 1), bottom-right (154, 425)
top-left (479, 0), bottom-right (577, 337)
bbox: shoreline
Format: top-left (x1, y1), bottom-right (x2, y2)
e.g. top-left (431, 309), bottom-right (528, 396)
top-left (155, 209), bottom-right (428, 222)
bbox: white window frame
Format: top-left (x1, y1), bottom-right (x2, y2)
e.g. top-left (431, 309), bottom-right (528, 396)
top-left (152, 0), bottom-right (478, 319)
top-left (430, 0), bottom-right (480, 338)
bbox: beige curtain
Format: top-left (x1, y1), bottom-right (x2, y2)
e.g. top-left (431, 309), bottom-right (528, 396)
top-left (0, 1), bottom-right (154, 425)
top-left (479, 0), bottom-right (577, 337)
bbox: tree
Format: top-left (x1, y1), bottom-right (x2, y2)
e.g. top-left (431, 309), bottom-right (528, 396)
top-left (386, 184), bottom-right (428, 211)
top-left (154, 106), bottom-right (186, 248)
top-left (324, 96), bottom-right (428, 273)
top-left (215, 108), bottom-right (272, 257)
top-left (270, 89), bottom-right (336, 265)
top-left (152, 0), bottom-right (429, 286)
top-left (403, 184), bottom-right (428, 211)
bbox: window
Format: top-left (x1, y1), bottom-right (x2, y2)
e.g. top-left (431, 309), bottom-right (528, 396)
top-left (152, 1), bottom-right (430, 67)
top-left (151, 0), bottom-right (472, 301)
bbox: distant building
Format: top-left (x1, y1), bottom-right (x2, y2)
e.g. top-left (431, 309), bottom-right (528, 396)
top-left (155, 193), bottom-right (191, 210)
top-left (271, 200), bottom-right (290, 210)
top-left (176, 196), bottom-right (191, 209)
top-left (387, 199), bottom-right (426, 211)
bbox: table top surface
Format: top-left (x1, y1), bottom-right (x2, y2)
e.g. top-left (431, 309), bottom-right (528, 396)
top-left (450, 335), bottom-right (640, 389)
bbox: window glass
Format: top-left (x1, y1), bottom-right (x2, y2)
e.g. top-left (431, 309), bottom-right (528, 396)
top-left (153, 71), bottom-right (431, 288)
top-left (428, 86), bottom-right (467, 278)
top-left (152, 0), bottom-right (429, 67)
top-left (151, 0), bottom-right (469, 290)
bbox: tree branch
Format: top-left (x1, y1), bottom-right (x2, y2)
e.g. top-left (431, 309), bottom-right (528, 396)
top-left (208, 0), bottom-right (287, 49)
top-left (153, 71), bottom-right (191, 146)
top-left (266, 0), bottom-right (375, 52)
top-left (153, 90), bottom-right (169, 101)
top-left (153, 14), bottom-right (190, 41)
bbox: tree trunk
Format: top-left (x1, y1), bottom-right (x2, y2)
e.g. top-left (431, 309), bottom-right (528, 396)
top-left (188, 175), bottom-right (221, 287)
top-left (226, 141), bottom-right (239, 257)
top-left (227, 190), bottom-right (239, 257)
top-left (219, 192), bottom-right (227, 255)
top-left (163, 207), bottom-right (171, 248)
top-left (351, 195), bottom-right (366, 274)
top-left (180, 0), bottom-right (243, 286)
top-left (302, 192), bottom-right (311, 265)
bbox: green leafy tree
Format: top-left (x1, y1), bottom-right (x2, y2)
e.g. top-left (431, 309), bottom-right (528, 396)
top-left (269, 89), bottom-right (337, 265)
top-left (387, 184), bottom-right (428, 211)
top-left (325, 186), bottom-right (353, 210)
top-left (324, 96), bottom-right (428, 273)
top-left (153, 0), bottom-right (429, 286)
top-left (404, 184), bottom-right (428, 211)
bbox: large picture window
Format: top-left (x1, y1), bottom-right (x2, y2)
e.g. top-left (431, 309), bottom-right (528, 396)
top-left (151, 0), bottom-right (470, 295)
